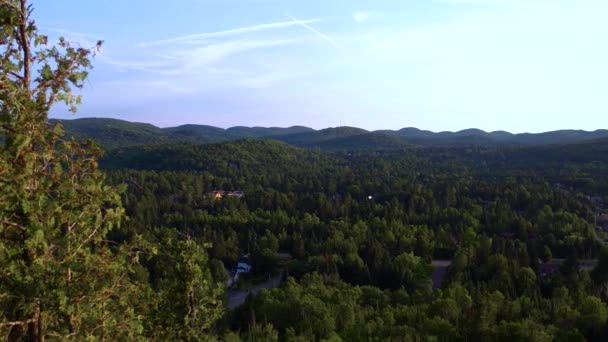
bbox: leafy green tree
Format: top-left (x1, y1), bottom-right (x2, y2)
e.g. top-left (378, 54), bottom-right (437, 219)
top-left (209, 258), bottom-right (229, 284)
top-left (246, 323), bottom-right (278, 342)
top-left (423, 316), bottom-right (457, 340)
top-left (592, 246), bottom-right (608, 296)
top-left (578, 295), bottom-right (608, 336)
top-left (223, 331), bottom-right (242, 342)
top-left (541, 245), bottom-right (553, 263)
top-left (516, 267), bottom-right (537, 295)
top-left (392, 252), bottom-right (430, 291)
top-left (0, 0), bottom-right (147, 340)
top-left (148, 233), bottom-right (223, 341)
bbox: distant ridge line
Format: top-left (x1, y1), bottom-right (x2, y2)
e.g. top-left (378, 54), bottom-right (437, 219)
top-left (50, 117), bottom-right (608, 150)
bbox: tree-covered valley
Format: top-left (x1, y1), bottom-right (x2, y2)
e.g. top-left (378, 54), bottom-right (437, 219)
top-left (97, 130), bottom-right (608, 340)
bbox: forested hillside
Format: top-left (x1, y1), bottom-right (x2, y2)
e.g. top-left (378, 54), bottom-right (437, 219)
top-left (23, 117), bottom-right (608, 340)
top-left (52, 118), bottom-right (184, 149)
top-left (99, 136), bottom-right (608, 340)
top-left (55, 117), bottom-right (608, 150)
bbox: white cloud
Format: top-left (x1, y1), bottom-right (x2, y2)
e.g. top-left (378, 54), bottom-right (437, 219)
top-left (99, 55), bottom-right (176, 73)
top-left (352, 12), bottom-right (371, 23)
top-left (97, 17), bottom-right (311, 96)
top-left (97, 15), bottom-right (320, 93)
top-left (182, 39), bottom-right (296, 69)
top-left (285, 12), bottom-right (344, 52)
top-left (101, 38), bottom-right (296, 76)
top-left (138, 18), bottom-right (321, 47)
top-left (101, 80), bottom-right (196, 95)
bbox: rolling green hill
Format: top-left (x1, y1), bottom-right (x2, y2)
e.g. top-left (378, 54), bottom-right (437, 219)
top-left (305, 132), bottom-right (410, 151)
top-left (273, 126), bottom-right (369, 146)
top-left (54, 118), bottom-right (316, 149)
top-left (51, 118), bottom-right (177, 149)
top-left (163, 124), bottom-right (229, 142)
top-left (101, 139), bottom-right (338, 175)
top-left (225, 125), bottom-right (314, 138)
top-left (164, 124), bottom-right (316, 142)
top-left (54, 117), bottom-right (608, 151)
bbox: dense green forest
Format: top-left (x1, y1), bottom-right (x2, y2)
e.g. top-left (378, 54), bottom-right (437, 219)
top-left (3, 1), bottom-right (608, 341)
top-left (98, 136), bottom-right (608, 340)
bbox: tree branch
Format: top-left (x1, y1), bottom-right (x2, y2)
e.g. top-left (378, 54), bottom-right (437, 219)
top-left (8, 71), bottom-right (23, 82)
top-left (3, 318), bottom-right (36, 327)
top-left (1, 218), bottom-right (27, 231)
top-left (18, 0), bottom-right (31, 92)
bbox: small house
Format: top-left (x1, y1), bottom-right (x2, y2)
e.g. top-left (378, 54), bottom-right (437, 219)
top-left (236, 254), bottom-right (252, 274)
top-left (228, 191), bottom-right (244, 198)
top-left (211, 190), bottom-right (226, 200)
top-left (209, 190), bottom-right (244, 200)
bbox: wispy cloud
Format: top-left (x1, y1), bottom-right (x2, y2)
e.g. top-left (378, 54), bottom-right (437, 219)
top-left (96, 14), bottom-right (336, 96)
top-left (138, 18), bottom-right (321, 47)
top-left (101, 79), bottom-right (196, 95)
top-left (99, 55), bottom-right (177, 73)
top-left (103, 38), bottom-right (296, 76)
top-left (285, 12), bottom-right (344, 52)
top-left (182, 39), bottom-right (296, 68)
top-left (284, 12), bottom-right (344, 52)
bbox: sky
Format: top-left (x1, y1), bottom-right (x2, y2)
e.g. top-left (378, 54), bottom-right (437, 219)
top-left (38, 0), bottom-right (608, 132)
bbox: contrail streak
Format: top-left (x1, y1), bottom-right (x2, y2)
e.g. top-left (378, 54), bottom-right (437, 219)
top-left (138, 18), bottom-right (322, 47)
top-left (285, 12), bottom-right (345, 52)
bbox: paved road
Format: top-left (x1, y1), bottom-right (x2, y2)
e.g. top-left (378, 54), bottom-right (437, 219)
top-left (226, 259), bottom-right (454, 308)
top-left (227, 273), bottom-right (284, 310)
top-left (543, 258), bottom-right (598, 271)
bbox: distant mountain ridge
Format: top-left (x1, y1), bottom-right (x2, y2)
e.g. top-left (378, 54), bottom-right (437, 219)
top-left (52, 117), bottom-right (608, 150)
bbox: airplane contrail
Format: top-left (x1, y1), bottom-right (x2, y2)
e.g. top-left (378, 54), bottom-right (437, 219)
top-left (138, 18), bottom-right (322, 47)
top-left (285, 12), bottom-right (345, 52)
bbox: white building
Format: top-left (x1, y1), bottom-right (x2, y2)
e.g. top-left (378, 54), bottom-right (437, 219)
top-left (237, 254), bottom-right (252, 274)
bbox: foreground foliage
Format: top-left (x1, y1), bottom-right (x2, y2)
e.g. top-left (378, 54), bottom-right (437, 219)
top-left (0, 1), bottom-right (222, 340)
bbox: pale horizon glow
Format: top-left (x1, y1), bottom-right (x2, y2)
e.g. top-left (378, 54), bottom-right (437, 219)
top-left (38, 0), bottom-right (608, 133)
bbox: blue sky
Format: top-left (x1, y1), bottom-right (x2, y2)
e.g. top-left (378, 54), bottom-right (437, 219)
top-left (39, 0), bottom-right (608, 132)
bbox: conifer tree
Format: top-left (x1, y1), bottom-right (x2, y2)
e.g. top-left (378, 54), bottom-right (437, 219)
top-left (148, 232), bottom-right (223, 341)
top-left (0, 1), bottom-right (147, 340)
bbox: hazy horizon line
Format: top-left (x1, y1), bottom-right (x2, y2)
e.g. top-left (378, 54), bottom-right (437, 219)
top-left (50, 115), bottom-right (608, 135)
